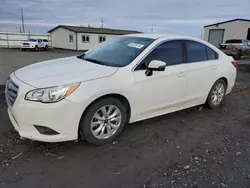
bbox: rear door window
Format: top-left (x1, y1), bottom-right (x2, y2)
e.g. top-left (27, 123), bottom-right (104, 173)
top-left (186, 41), bottom-right (207, 63)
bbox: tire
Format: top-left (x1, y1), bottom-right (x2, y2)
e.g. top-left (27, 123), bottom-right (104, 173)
top-left (80, 97), bottom-right (127, 145)
top-left (34, 45), bottom-right (39, 52)
top-left (234, 51), bottom-right (242, 60)
top-left (44, 45), bottom-right (48, 51)
top-left (206, 79), bottom-right (226, 109)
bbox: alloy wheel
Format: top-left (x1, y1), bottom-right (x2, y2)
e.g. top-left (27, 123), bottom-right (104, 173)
top-left (211, 83), bottom-right (225, 105)
top-left (90, 105), bottom-right (122, 139)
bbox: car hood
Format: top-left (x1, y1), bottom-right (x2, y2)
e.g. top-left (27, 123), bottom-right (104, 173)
top-left (14, 56), bottom-right (118, 88)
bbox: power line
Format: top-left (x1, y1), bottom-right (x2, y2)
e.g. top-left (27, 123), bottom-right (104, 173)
top-left (21, 8), bottom-right (25, 33)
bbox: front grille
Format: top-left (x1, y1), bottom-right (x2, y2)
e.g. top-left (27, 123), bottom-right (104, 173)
top-left (23, 43), bottom-right (30, 45)
top-left (5, 79), bottom-right (19, 106)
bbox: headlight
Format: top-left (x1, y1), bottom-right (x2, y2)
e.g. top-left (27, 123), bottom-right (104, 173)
top-left (25, 83), bottom-right (80, 103)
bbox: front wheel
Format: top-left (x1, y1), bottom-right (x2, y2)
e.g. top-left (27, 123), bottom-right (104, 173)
top-left (34, 46), bottom-right (39, 52)
top-left (80, 97), bottom-right (127, 145)
top-left (206, 79), bottom-right (226, 109)
top-left (44, 45), bottom-right (48, 51)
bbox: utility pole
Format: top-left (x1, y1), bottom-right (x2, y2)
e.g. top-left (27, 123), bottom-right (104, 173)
top-left (200, 28), bottom-right (203, 39)
top-left (101, 18), bottom-right (104, 28)
top-left (151, 24), bottom-right (154, 32)
top-left (21, 8), bottom-right (25, 33)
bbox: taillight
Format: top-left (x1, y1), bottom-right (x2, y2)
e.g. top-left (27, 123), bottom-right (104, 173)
top-left (231, 60), bottom-right (238, 68)
top-left (232, 45), bottom-right (236, 52)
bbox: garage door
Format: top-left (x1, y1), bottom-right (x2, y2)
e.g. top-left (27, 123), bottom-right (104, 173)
top-left (208, 29), bottom-right (225, 47)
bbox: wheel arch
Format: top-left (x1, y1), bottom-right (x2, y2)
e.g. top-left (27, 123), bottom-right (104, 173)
top-left (219, 77), bottom-right (228, 89)
top-left (206, 77), bottom-right (228, 101)
top-left (78, 93), bottom-right (131, 136)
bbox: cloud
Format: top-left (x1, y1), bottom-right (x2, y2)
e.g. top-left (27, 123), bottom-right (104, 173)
top-left (0, 0), bottom-right (249, 36)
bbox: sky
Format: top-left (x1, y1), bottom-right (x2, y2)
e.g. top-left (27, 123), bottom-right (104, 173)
top-left (0, 0), bottom-right (249, 37)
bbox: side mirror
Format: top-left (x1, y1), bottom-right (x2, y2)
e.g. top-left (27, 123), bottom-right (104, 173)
top-left (145, 60), bottom-right (166, 76)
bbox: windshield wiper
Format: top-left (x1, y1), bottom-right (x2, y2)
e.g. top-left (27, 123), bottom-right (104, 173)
top-left (84, 58), bottom-right (105, 65)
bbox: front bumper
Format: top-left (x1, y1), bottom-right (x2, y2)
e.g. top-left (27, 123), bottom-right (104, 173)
top-left (6, 74), bottom-right (83, 142)
top-left (21, 46), bottom-right (35, 49)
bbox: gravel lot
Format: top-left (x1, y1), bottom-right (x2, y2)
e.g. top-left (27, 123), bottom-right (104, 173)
top-left (0, 49), bottom-right (250, 188)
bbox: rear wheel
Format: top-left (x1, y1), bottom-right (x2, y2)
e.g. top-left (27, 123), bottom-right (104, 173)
top-left (80, 97), bottom-right (127, 145)
top-left (234, 51), bottom-right (242, 60)
top-left (206, 79), bottom-right (226, 109)
top-left (44, 45), bottom-right (48, 51)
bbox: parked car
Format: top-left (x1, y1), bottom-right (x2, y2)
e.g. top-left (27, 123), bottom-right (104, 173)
top-left (21, 38), bottom-right (49, 51)
top-left (6, 34), bottom-right (237, 145)
top-left (220, 39), bottom-right (250, 60)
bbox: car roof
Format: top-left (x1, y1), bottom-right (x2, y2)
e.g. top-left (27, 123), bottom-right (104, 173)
top-left (125, 33), bottom-right (201, 41)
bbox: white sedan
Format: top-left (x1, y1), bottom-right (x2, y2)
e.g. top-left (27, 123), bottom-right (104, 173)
top-left (6, 34), bottom-right (237, 145)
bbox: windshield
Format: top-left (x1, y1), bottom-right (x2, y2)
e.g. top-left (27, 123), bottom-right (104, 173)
top-left (27, 39), bottom-right (37, 42)
top-left (79, 36), bottom-right (154, 67)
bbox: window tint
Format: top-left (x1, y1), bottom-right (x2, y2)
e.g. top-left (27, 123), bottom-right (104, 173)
top-left (82, 37), bottom-right (154, 67)
top-left (186, 41), bottom-right (207, 63)
top-left (206, 47), bottom-right (218, 60)
top-left (28, 39), bottom-right (37, 42)
top-left (137, 40), bottom-right (183, 70)
top-left (225, 39), bottom-right (242, 44)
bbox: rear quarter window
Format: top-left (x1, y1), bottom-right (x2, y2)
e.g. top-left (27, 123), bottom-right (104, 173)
top-left (206, 47), bottom-right (218, 60)
top-left (186, 41), bottom-right (207, 63)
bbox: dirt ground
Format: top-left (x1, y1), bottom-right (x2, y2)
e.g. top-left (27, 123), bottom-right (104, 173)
top-left (0, 49), bottom-right (250, 188)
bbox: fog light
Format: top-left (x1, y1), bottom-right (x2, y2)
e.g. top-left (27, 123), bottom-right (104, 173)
top-left (34, 125), bottom-right (59, 135)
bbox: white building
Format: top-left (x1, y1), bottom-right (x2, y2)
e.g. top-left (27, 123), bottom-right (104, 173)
top-left (204, 18), bottom-right (250, 47)
top-left (48, 25), bottom-right (140, 51)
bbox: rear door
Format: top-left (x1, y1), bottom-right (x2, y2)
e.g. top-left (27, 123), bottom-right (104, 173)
top-left (185, 40), bottom-right (219, 104)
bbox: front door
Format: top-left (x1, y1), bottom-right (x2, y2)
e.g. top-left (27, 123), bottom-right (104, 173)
top-left (133, 40), bottom-right (188, 120)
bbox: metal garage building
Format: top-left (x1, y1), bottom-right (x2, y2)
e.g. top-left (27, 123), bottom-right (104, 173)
top-left (48, 25), bottom-right (140, 51)
top-left (204, 18), bottom-right (250, 47)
